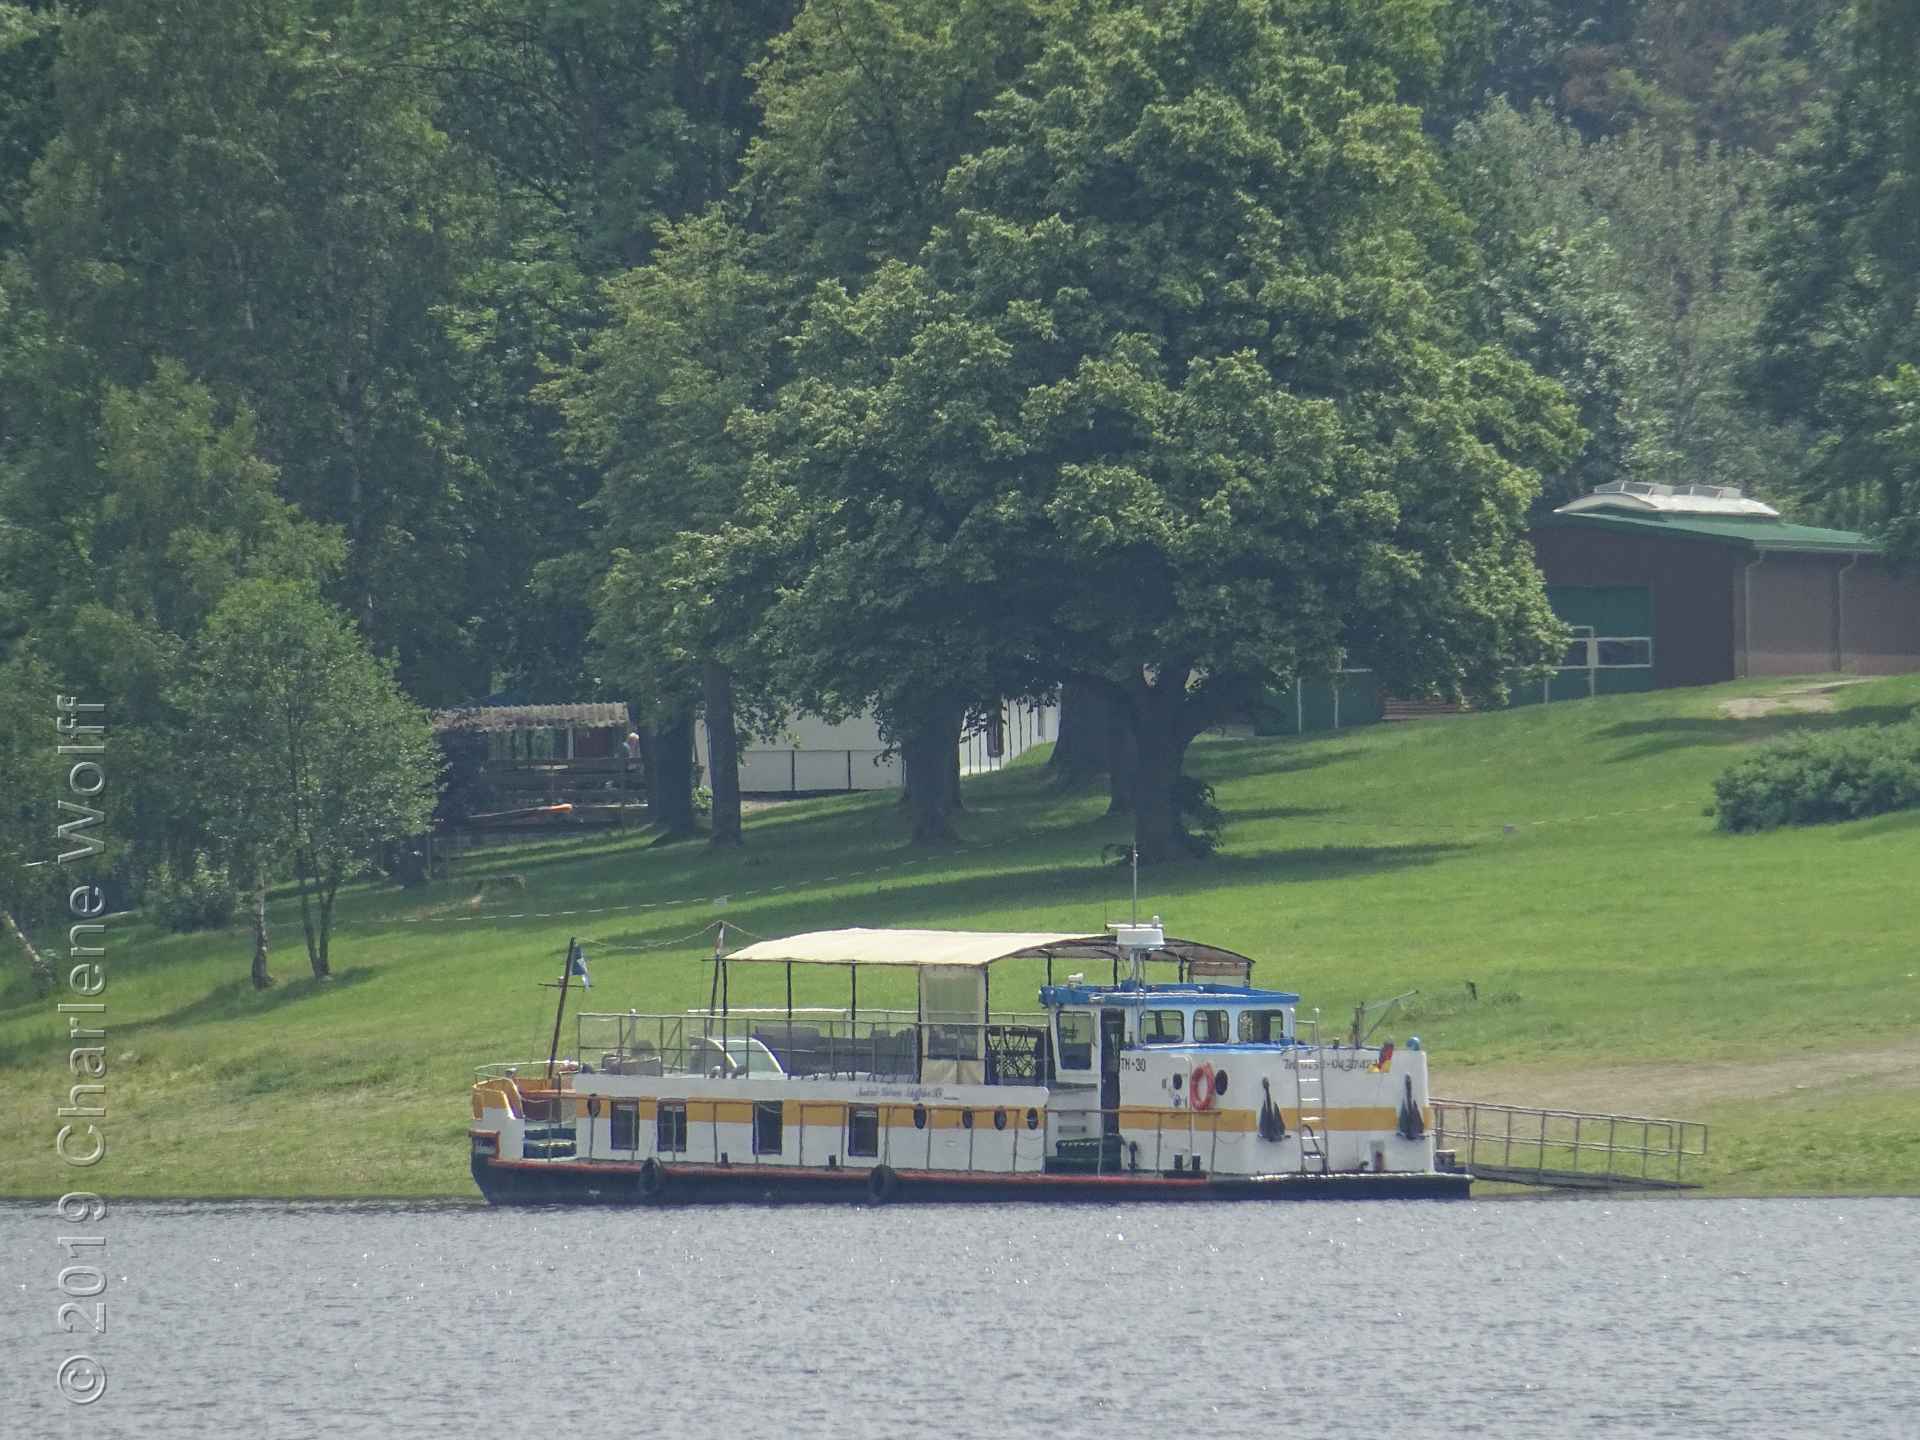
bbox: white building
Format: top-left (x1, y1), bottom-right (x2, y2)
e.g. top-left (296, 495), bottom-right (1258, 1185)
top-left (696, 698), bottom-right (1059, 796)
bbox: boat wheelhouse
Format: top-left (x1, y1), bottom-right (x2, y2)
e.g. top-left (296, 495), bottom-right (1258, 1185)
top-left (468, 923), bottom-right (1467, 1203)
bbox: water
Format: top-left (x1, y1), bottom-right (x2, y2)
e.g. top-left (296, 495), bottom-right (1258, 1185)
top-left (3, 1197), bottom-right (1915, 1439)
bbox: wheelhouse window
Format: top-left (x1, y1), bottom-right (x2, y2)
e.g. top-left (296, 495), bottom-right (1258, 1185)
top-left (1141, 1010), bottom-right (1186, 1045)
top-left (1056, 1010), bottom-right (1094, 1070)
top-left (1192, 1009), bottom-right (1229, 1043)
top-left (610, 1100), bottom-right (638, 1152)
top-left (847, 1106), bottom-right (880, 1158)
top-left (753, 1101), bottom-right (785, 1156)
top-left (1238, 1009), bottom-right (1289, 1043)
top-left (656, 1101), bottom-right (688, 1154)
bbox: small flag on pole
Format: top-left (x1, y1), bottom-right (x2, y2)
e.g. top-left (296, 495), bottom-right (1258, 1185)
top-left (569, 945), bottom-right (592, 989)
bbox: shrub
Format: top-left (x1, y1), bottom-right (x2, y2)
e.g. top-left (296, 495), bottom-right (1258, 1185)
top-left (153, 858), bottom-right (238, 932)
top-left (1712, 719), bottom-right (1920, 832)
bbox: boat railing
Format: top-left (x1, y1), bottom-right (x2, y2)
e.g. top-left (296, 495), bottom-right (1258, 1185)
top-left (474, 1060), bottom-right (578, 1082)
top-left (571, 1010), bottom-right (1058, 1085)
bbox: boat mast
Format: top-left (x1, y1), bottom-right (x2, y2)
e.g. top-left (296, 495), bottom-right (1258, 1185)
top-left (545, 936), bottom-right (578, 1084)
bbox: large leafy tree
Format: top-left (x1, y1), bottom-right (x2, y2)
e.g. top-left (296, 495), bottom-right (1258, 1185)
top-left (1747, 6), bottom-right (1920, 546)
top-left (0, 649), bottom-right (64, 995)
top-left (556, 214), bottom-right (784, 845)
top-left (750, 0), bottom-right (1579, 861)
top-left (381, 0), bottom-right (799, 702)
top-left (26, 0), bottom-right (492, 699)
top-left (175, 581), bottom-right (438, 986)
top-left (1453, 101), bottom-right (1797, 509)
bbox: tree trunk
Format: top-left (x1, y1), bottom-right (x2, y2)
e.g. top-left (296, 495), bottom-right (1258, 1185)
top-left (2, 908), bottom-right (53, 994)
top-left (1050, 683), bottom-right (1110, 785)
top-left (293, 852), bottom-right (320, 975)
top-left (1127, 674), bottom-right (1199, 865)
top-left (650, 708), bottom-right (698, 839)
top-left (632, 716), bottom-right (657, 806)
top-left (1105, 700), bottom-right (1138, 817)
top-left (947, 740), bottom-right (964, 813)
top-left (317, 867), bottom-right (341, 978)
top-left (900, 704), bottom-right (964, 845)
top-left (293, 848), bottom-right (329, 979)
top-left (703, 662), bottom-right (744, 847)
top-left (250, 877), bottom-right (274, 989)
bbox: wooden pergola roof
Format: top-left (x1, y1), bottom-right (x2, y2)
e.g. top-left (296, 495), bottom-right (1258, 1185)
top-left (431, 702), bottom-right (631, 734)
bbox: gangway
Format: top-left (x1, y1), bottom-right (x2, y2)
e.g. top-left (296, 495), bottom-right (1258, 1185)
top-left (1431, 1098), bottom-right (1708, 1190)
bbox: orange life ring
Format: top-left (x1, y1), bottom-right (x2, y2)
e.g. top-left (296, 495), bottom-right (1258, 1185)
top-left (1190, 1063), bottom-right (1216, 1111)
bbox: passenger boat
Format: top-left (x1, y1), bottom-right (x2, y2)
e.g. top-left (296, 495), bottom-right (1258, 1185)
top-left (468, 922), bottom-right (1469, 1204)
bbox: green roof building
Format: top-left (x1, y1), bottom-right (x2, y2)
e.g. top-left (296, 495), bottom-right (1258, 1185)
top-left (1528, 484), bottom-right (1920, 687)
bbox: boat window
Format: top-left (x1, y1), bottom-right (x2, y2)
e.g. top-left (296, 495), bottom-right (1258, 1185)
top-left (610, 1100), bottom-right (638, 1152)
top-left (656, 1101), bottom-right (688, 1154)
top-left (1141, 1010), bottom-right (1185, 1045)
top-left (1056, 1010), bottom-right (1094, 1070)
top-left (1238, 1009), bottom-right (1288, 1043)
top-left (1192, 1009), bottom-right (1229, 1043)
top-left (848, 1105), bottom-right (880, 1158)
top-left (753, 1101), bottom-right (784, 1156)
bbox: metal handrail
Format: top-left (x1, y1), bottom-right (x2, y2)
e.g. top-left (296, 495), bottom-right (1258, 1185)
top-left (1431, 1097), bottom-right (1708, 1185)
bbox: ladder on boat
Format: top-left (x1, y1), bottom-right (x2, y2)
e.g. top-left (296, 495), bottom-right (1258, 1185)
top-left (1293, 1021), bottom-right (1329, 1175)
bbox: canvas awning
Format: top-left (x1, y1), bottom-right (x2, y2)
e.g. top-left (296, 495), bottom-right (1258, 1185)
top-left (721, 927), bottom-right (1256, 975)
top-left (723, 929), bottom-right (1101, 969)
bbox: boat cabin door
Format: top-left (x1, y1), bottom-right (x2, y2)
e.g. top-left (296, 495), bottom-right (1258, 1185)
top-left (1099, 1009), bottom-right (1124, 1136)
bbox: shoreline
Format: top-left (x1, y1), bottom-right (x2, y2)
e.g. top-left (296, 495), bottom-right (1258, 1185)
top-left (3, 1185), bottom-right (1917, 1204)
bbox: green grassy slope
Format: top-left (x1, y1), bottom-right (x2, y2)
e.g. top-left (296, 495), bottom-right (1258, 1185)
top-left (4, 673), bottom-right (1916, 1198)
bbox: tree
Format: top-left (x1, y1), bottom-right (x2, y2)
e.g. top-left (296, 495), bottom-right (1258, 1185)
top-left (556, 214), bottom-right (783, 846)
top-left (1453, 101), bottom-right (1797, 508)
top-left (1747, 6), bottom-right (1920, 549)
top-left (27, 0), bottom-right (495, 700)
top-left (750, 0), bottom-right (1580, 861)
top-left (0, 650), bottom-right (64, 994)
top-left (175, 581), bottom-right (438, 985)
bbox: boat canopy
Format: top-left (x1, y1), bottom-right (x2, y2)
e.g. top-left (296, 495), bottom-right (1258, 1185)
top-left (722, 927), bottom-right (1256, 977)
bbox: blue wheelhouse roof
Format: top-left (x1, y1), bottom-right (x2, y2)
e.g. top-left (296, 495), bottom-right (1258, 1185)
top-left (1039, 980), bottom-right (1300, 1008)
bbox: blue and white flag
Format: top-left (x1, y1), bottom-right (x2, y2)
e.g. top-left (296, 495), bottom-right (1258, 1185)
top-left (568, 946), bottom-right (592, 989)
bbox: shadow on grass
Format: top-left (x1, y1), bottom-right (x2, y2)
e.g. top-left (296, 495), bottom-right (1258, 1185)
top-left (577, 838), bottom-right (1468, 958)
top-left (1220, 804), bottom-right (1340, 826)
top-left (1832, 807), bottom-right (1920, 840)
top-left (117, 967), bottom-right (377, 1043)
top-left (1595, 704), bottom-right (1918, 763)
top-left (0, 967), bottom-right (378, 1069)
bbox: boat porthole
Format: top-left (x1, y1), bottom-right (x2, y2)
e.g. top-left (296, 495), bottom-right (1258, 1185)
top-left (993, 1108), bottom-right (1007, 1131)
top-left (1215, 1071), bottom-right (1229, 1096)
top-left (913, 1104), bottom-right (928, 1130)
top-left (961, 1109), bottom-right (974, 1130)
top-left (1172, 1071), bottom-right (1184, 1090)
top-left (1024, 1108), bottom-right (1039, 1131)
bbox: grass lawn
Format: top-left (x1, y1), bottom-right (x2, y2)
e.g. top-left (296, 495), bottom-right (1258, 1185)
top-left (3, 672), bottom-right (1916, 1199)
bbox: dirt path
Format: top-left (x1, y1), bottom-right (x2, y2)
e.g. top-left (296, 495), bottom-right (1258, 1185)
top-left (1718, 677), bottom-right (1878, 719)
top-left (1436, 1034), bottom-right (1920, 1117)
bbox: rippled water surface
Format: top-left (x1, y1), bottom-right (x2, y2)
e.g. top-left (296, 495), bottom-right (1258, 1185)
top-left (4, 1196), bottom-right (1916, 1439)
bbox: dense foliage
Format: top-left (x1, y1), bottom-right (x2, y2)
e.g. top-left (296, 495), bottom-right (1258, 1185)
top-left (3, 0), bottom-right (1917, 971)
top-left (1712, 720), bottom-right (1920, 832)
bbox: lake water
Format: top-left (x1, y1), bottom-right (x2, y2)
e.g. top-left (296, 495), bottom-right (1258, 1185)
top-left (3, 1196), bottom-right (1915, 1439)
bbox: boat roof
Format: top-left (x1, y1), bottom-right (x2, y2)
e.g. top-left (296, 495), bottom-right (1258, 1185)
top-left (722, 927), bottom-right (1257, 974)
top-left (1041, 980), bottom-right (1301, 1006)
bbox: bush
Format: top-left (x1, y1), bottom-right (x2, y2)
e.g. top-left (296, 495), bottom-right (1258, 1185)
top-left (1712, 720), bottom-right (1920, 832)
top-left (153, 858), bottom-right (238, 932)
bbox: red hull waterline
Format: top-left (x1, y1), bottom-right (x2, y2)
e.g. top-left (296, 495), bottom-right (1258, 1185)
top-left (471, 1155), bottom-right (1473, 1205)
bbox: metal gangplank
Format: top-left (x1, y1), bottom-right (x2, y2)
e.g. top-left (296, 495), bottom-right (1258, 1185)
top-left (1432, 1098), bottom-right (1708, 1190)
